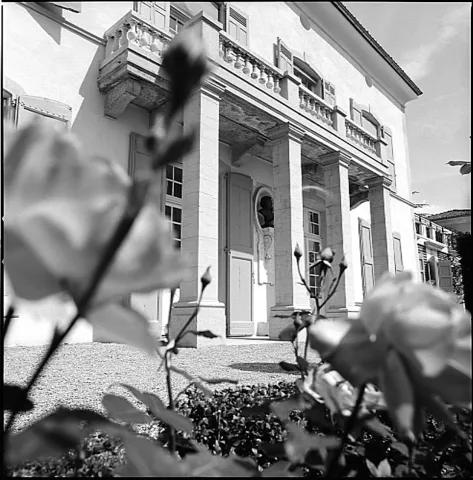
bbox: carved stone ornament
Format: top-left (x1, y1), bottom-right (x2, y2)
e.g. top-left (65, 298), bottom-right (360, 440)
top-left (254, 186), bottom-right (275, 285)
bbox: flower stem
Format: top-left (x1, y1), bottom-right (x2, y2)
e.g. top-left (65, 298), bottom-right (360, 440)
top-left (325, 383), bottom-right (366, 478)
top-left (164, 350), bottom-right (176, 453)
top-left (2, 305), bottom-right (15, 347)
top-left (3, 181), bottom-right (150, 441)
top-left (174, 287), bottom-right (205, 345)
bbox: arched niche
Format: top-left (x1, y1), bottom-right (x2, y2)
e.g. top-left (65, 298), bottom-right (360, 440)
top-left (254, 186), bottom-right (275, 285)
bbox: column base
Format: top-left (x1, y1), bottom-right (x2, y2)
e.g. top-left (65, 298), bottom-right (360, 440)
top-left (268, 305), bottom-right (301, 340)
top-left (169, 301), bottom-right (226, 348)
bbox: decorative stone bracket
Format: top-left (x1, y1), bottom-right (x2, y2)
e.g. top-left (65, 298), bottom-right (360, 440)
top-left (103, 79), bottom-right (142, 119)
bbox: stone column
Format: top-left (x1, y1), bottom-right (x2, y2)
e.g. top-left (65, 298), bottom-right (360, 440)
top-left (268, 123), bottom-right (310, 339)
top-left (169, 77), bottom-right (227, 348)
top-left (320, 151), bottom-right (357, 319)
top-left (366, 176), bottom-right (395, 280)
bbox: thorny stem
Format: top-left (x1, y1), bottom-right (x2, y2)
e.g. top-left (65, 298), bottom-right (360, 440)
top-left (2, 305), bottom-right (15, 347)
top-left (174, 286), bottom-right (206, 345)
top-left (4, 181), bottom-right (150, 441)
top-left (164, 350), bottom-right (176, 453)
top-left (325, 384), bottom-right (367, 478)
top-left (164, 288), bottom-right (176, 341)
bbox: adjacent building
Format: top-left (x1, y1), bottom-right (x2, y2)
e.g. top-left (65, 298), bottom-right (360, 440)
top-left (3, 2), bottom-right (423, 347)
top-left (426, 209), bottom-right (471, 234)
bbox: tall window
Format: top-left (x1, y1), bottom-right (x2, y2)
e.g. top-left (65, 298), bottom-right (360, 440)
top-left (165, 163), bottom-right (183, 249)
top-left (304, 209), bottom-right (322, 298)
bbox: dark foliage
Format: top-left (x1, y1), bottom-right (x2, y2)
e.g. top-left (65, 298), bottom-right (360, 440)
top-left (6, 382), bottom-right (472, 477)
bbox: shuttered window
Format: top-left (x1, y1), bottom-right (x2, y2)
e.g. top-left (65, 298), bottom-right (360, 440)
top-left (438, 259), bottom-right (454, 293)
top-left (135, 1), bottom-right (170, 30)
top-left (275, 37), bottom-right (293, 75)
top-left (393, 232), bottom-right (404, 273)
top-left (226, 4), bottom-right (249, 46)
top-left (15, 95), bottom-right (72, 130)
top-left (359, 218), bottom-right (375, 296)
top-left (350, 99), bottom-right (361, 125)
top-left (323, 80), bottom-right (336, 106)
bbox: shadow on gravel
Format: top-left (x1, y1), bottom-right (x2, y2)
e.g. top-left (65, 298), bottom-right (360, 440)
top-left (228, 362), bottom-right (299, 374)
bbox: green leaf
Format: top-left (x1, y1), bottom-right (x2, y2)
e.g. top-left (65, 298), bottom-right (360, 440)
top-left (391, 442), bottom-right (409, 457)
top-left (119, 383), bottom-right (166, 411)
top-left (284, 423), bottom-right (340, 464)
top-left (118, 383), bottom-right (193, 432)
top-left (279, 325), bottom-right (297, 342)
top-left (117, 431), bottom-right (186, 476)
top-left (377, 459), bottom-right (392, 477)
top-left (297, 356), bottom-right (309, 371)
top-left (279, 361), bottom-right (300, 372)
top-left (460, 163), bottom-right (472, 175)
top-left (361, 414), bottom-right (395, 440)
top-left (102, 394), bottom-right (152, 424)
top-left (366, 459), bottom-right (379, 477)
top-left (188, 330), bottom-right (220, 339)
top-left (5, 408), bottom-right (117, 465)
top-left (87, 303), bottom-right (158, 355)
top-left (4, 384), bottom-right (34, 412)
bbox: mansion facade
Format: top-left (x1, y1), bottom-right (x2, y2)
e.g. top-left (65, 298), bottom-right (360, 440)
top-left (4, 2), bottom-right (425, 347)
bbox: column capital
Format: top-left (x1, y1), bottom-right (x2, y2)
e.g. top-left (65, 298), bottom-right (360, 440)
top-left (319, 150), bottom-right (352, 168)
top-left (200, 76), bottom-right (226, 101)
top-left (366, 175), bottom-right (392, 189)
top-left (267, 122), bottom-right (305, 143)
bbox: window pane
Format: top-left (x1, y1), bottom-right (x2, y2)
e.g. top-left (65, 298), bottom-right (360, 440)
top-left (166, 164), bottom-right (173, 179)
top-left (167, 180), bottom-right (173, 196)
top-left (173, 207), bottom-right (182, 223)
top-left (174, 224), bottom-right (181, 240)
top-left (174, 166), bottom-right (183, 183)
top-left (175, 239), bottom-right (181, 250)
top-left (165, 205), bottom-right (171, 218)
top-left (174, 183), bottom-right (182, 199)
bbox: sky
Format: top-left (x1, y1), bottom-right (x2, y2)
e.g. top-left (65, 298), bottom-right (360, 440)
top-left (346, 2), bottom-right (471, 214)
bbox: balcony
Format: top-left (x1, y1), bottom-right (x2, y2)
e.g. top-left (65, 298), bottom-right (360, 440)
top-left (98, 10), bottom-right (174, 118)
top-left (97, 9), bottom-right (388, 178)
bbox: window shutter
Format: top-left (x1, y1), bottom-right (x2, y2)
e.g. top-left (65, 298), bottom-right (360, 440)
top-left (128, 132), bottom-right (165, 211)
top-left (323, 81), bottom-right (336, 106)
top-left (124, 133), bottom-right (164, 317)
top-left (438, 259), bottom-right (454, 293)
top-left (136, 1), bottom-right (170, 30)
top-left (393, 232), bottom-right (404, 272)
top-left (275, 37), bottom-right (293, 74)
top-left (48, 2), bottom-right (82, 12)
top-left (359, 218), bottom-right (375, 295)
top-left (350, 98), bottom-right (362, 124)
top-left (384, 130), bottom-right (394, 162)
top-left (16, 95), bottom-right (72, 130)
top-left (226, 4), bottom-right (249, 46)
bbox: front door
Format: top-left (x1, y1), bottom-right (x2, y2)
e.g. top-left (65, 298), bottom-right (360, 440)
top-left (227, 173), bottom-right (253, 336)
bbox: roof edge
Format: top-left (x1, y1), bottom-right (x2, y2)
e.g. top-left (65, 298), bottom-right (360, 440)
top-left (331, 1), bottom-right (423, 97)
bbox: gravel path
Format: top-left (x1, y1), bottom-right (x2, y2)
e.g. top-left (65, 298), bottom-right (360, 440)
top-left (4, 341), bottom-right (321, 432)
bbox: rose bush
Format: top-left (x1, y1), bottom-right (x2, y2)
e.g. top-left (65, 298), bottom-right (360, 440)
top-left (309, 272), bottom-right (472, 442)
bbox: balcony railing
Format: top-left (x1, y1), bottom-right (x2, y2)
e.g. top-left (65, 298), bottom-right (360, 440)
top-left (298, 86), bottom-right (334, 128)
top-left (345, 119), bottom-right (377, 156)
top-left (219, 31), bottom-right (284, 97)
top-left (103, 10), bottom-right (174, 62)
